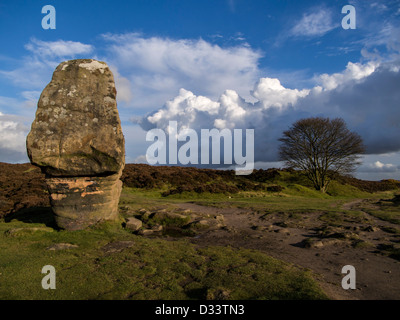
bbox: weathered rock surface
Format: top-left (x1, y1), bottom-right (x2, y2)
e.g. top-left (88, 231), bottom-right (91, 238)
top-left (27, 59), bottom-right (124, 176)
top-left (46, 173), bottom-right (123, 230)
top-left (46, 243), bottom-right (79, 251)
top-left (125, 217), bottom-right (143, 232)
top-left (101, 241), bottom-right (135, 254)
top-left (26, 59), bottom-right (125, 230)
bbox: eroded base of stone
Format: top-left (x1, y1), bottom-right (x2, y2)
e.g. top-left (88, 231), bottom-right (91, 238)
top-left (46, 173), bottom-right (122, 230)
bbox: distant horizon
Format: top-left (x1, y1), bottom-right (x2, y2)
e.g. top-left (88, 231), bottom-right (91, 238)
top-left (2, 160), bottom-right (398, 183)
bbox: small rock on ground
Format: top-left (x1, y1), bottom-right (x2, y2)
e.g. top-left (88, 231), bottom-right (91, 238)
top-left (125, 217), bottom-right (143, 231)
top-left (47, 243), bottom-right (79, 250)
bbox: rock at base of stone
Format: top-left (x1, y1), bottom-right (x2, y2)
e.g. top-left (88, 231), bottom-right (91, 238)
top-left (125, 217), bottom-right (143, 232)
top-left (46, 173), bottom-right (122, 230)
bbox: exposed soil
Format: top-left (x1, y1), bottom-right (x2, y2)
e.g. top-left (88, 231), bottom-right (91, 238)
top-left (173, 201), bottom-right (400, 300)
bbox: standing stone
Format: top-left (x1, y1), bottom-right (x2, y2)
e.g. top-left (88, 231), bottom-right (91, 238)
top-left (26, 59), bottom-right (125, 230)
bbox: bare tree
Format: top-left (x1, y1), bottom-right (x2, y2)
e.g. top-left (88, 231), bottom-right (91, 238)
top-left (278, 117), bottom-right (365, 193)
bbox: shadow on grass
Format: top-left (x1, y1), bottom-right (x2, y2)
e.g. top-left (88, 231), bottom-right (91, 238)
top-left (4, 206), bottom-right (59, 230)
top-left (185, 287), bottom-right (208, 299)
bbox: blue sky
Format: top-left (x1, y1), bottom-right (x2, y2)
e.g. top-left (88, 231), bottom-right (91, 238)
top-left (0, 0), bottom-right (399, 180)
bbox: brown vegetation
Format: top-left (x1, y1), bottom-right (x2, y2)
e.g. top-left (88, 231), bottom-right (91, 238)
top-left (335, 175), bottom-right (400, 193)
top-left (121, 164), bottom-right (265, 196)
top-left (1, 162), bottom-right (399, 219)
top-left (0, 162), bottom-right (49, 218)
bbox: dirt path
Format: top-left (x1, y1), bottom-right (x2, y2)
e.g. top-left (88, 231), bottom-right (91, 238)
top-left (175, 201), bottom-right (400, 300)
top-left (341, 199), bottom-right (364, 210)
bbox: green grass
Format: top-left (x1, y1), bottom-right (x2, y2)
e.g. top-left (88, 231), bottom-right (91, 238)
top-left (325, 180), bottom-right (373, 198)
top-left (363, 205), bottom-right (400, 225)
top-left (119, 185), bottom-right (397, 222)
top-left (193, 194), bottom-right (345, 215)
top-left (0, 213), bottom-right (327, 300)
top-left (377, 244), bottom-right (400, 261)
top-left (318, 210), bottom-right (371, 226)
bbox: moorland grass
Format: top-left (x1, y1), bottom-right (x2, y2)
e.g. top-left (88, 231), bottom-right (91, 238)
top-left (0, 217), bottom-right (327, 300)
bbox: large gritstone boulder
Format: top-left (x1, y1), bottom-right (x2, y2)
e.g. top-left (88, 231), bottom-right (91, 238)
top-left (26, 59), bottom-right (125, 230)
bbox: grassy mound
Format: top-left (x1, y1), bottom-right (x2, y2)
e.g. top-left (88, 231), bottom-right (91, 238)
top-left (0, 218), bottom-right (327, 300)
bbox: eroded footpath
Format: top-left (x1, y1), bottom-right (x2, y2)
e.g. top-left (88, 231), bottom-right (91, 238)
top-left (173, 200), bottom-right (400, 300)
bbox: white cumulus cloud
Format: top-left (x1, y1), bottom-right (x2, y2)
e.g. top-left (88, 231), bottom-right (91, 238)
top-left (318, 61), bottom-right (378, 90)
top-left (251, 78), bottom-right (310, 108)
top-left (373, 161), bottom-right (395, 170)
top-left (102, 33), bottom-right (262, 110)
top-left (358, 159), bottom-right (399, 174)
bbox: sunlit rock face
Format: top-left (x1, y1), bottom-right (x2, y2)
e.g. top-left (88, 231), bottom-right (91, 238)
top-left (27, 59), bottom-right (125, 230)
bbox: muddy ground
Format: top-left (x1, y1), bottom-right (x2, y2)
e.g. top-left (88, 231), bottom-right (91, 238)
top-left (169, 200), bottom-right (400, 300)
